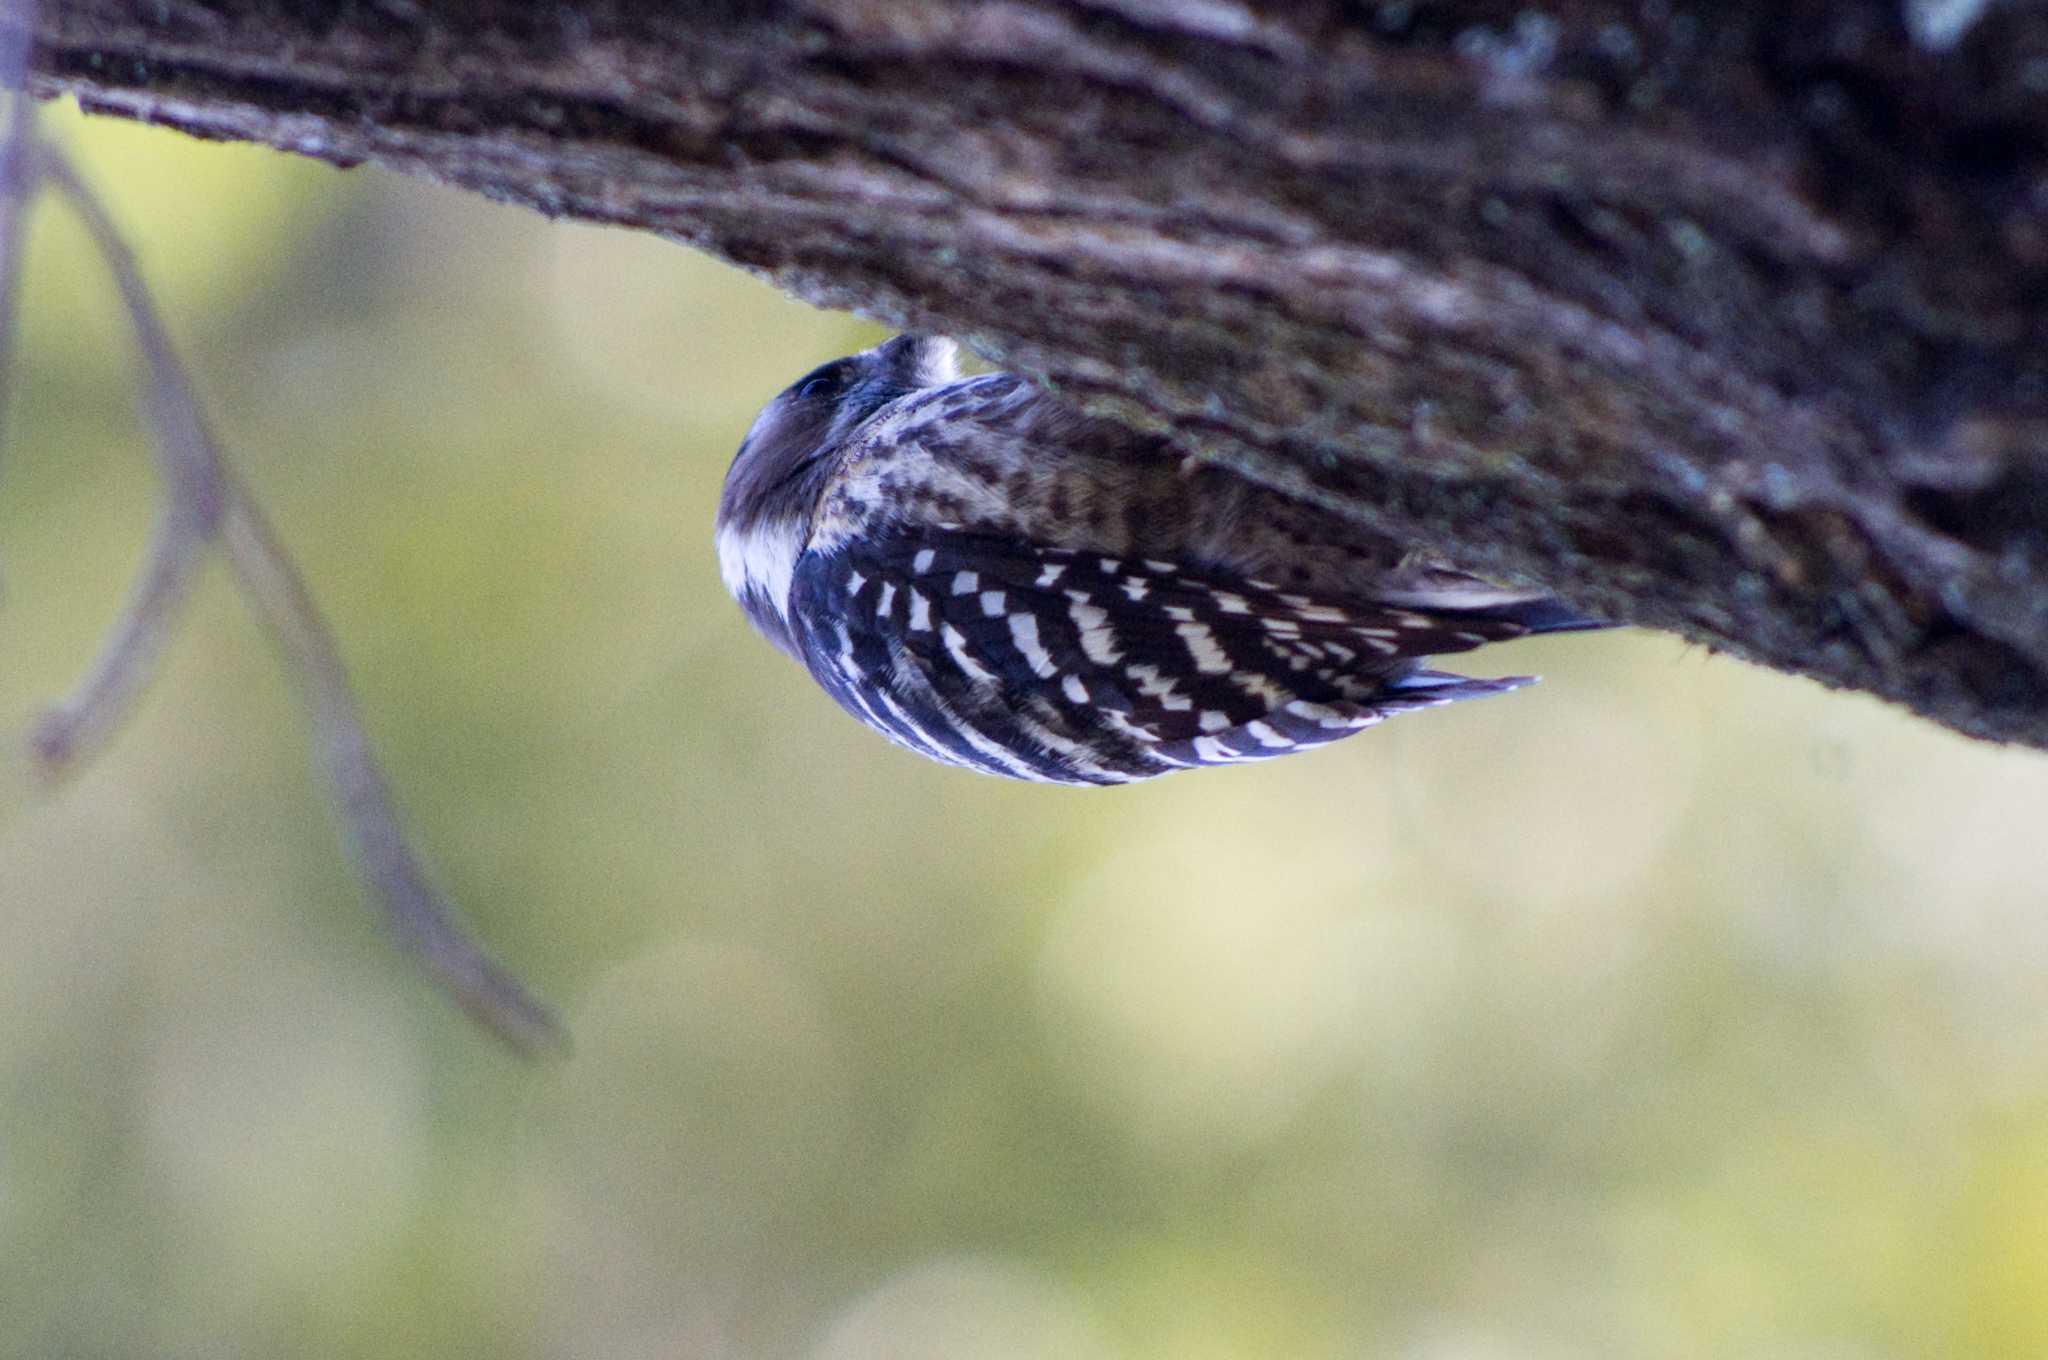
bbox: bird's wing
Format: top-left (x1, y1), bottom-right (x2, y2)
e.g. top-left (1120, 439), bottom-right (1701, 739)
top-left (794, 530), bottom-right (1542, 769)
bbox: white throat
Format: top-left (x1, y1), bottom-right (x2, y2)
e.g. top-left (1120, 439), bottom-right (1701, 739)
top-left (716, 515), bottom-right (806, 619)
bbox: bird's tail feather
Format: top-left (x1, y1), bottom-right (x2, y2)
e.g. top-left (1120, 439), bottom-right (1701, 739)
top-left (1376, 669), bottom-right (1538, 712)
top-left (1374, 583), bottom-right (1608, 635)
top-left (1453, 594), bottom-right (1609, 635)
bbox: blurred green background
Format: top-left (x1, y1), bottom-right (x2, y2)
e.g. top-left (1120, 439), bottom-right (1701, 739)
top-left (3, 102), bottom-right (2046, 1360)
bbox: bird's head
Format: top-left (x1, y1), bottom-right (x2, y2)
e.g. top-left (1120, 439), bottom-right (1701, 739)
top-left (715, 334), bottom-right (959, 653)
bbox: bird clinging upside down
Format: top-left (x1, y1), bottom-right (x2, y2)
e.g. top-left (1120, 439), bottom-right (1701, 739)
top-left (715, 335), bottom-right (1604, 785)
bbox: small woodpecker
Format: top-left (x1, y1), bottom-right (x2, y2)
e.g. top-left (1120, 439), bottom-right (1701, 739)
top-left (716, 335), bottom-right (1603, 785)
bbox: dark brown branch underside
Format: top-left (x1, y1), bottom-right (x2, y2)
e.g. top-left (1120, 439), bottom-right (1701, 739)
top-left (25, 0), bottom-right (2048, 746)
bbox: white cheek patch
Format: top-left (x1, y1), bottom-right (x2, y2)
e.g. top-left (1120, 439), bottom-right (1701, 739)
top-left (716, 517), bottom-right (807, 619)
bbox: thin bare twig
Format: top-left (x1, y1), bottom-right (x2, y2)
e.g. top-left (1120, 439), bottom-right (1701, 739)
top-left (0, 0), bottom-right (35, 460)
top-left (5, 138), bottom-right (565, 1055)
top-left (214, 478), bottom-right (567, 1055)
top-left (22, 144), bottom-right (218, 777)
top-left (25, 501), bottom-right (212, 773)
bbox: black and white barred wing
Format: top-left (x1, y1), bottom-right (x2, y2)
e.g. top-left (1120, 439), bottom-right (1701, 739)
top-left (789, 532), bottom-right (1546, 786)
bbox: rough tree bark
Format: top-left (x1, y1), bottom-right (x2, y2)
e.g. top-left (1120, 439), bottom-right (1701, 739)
top-left (23, 1), bottom-right (2048, 747)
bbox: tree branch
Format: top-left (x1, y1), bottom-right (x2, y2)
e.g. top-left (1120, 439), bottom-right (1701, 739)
top-left (24, 0), bottom-right (2048, 745)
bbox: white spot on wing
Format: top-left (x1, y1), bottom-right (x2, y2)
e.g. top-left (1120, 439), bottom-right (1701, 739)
top-left (951, 570), bottom-right (980, 595)
top-left (913, 548), bottom-right (936, 573)
top-left (1175, 621), bottom-right (1232, 674)
top-left (1061, 675), bottom-right (1089, 704)
top-left (1285, 699), bottom-right (1359, 729)
top-left (1102, 711), bottom-right (1163, 743)
top-left (1007, 611), bottom-right (1058, 678)
top-left (1126, 664), bottom-right (1179, 699)
top-left (1072, 601), bottom-right (1121, 664)
top-left (909, 590), bottom-right (933, 631)
top-left (1232, 670), bottom-right (1292, 707)
top-left (1246, 721), bottom-right (1294, 748)
top-left (980, 590), bottom-right (1008, 618)
top-left (942, 623), bottom-right (996, 682)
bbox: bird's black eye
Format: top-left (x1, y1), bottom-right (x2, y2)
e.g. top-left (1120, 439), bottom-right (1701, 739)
top-left (796, 369), bottom-right (843, 400)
